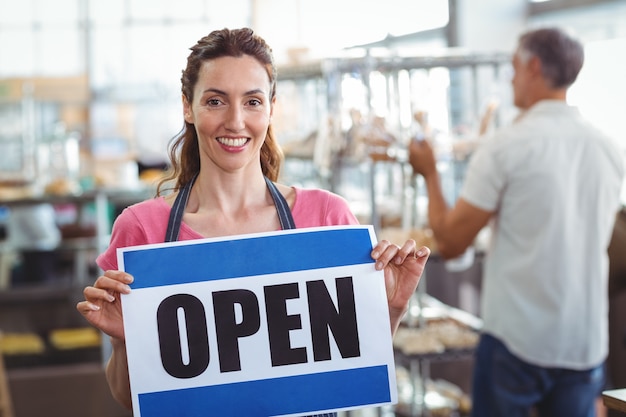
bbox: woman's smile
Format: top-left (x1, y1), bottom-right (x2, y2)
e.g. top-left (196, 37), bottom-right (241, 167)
top-left (216, 137), bottom-right (250, 149)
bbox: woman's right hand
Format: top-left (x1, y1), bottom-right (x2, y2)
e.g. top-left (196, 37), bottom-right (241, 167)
top-left (76, 270), bottom-right (133, 340)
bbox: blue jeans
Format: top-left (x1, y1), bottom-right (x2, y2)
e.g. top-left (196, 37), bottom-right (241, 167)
top-left (472, 333), bottom-right (605, 417)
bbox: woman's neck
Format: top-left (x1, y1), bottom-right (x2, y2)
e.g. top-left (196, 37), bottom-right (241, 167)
top-left (187, 169), bottom-right (270, 215)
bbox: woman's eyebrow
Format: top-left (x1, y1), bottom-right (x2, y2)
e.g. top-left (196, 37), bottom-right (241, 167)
top-left (201, 88), bottom-right (266, 96)
top-left (244, 88), bottom-right (266, 95)
top-left (202, 88), bottom-right (226, 95)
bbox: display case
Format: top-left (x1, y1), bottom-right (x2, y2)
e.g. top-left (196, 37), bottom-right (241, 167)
top-left (0, 187), bottom-right (153, 370)
top-left (393, 293), bottom-right (482, 417)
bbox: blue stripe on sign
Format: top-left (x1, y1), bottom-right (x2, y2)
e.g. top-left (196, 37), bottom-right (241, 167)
top-left (138, 365), bottom-right (390, 417)
top-left (123, 228), bottom-right (374, 289)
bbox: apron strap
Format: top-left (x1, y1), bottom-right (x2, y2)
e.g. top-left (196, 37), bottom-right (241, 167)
top-left (165, 175), bottom-right (295, 242)
top-left (164, 174), bottom-right (198, 243)
top-left (264, 177), bottom-right (296, 230)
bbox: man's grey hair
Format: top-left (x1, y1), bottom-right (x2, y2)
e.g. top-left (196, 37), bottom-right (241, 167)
top-left (517, 27), bottom-right (585, 89)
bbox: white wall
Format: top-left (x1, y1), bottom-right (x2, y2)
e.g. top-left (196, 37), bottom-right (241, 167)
top-left (456, 0), bottom-right (528, 52)
top-left (252, 0), bottom-right (450, 63)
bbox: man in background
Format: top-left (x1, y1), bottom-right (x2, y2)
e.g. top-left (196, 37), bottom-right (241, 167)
top-left (408, 27), bottom-right (624, 417)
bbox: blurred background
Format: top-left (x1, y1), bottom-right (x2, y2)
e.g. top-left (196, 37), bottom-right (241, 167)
top-left (0, 1), bottom-right (625, 416)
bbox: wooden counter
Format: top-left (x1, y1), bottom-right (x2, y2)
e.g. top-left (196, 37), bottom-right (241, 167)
top-left (602, 388), bottom-right (626, 414)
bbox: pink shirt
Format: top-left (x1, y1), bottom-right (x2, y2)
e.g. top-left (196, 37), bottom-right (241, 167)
top-left (97, 187), bottom-right (358, 271)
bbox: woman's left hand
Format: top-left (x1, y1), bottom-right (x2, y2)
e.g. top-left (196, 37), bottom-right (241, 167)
top-left (371, 239), bottom-right (431, 334)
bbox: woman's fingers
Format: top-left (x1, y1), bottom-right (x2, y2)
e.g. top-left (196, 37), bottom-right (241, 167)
top-left (77, 271), bottom-right (133, 313)
top-left (95, 271), bottom-right (133, 295)
top-left (76, 297), bottom-right (103, 312)
top-left (393, 239), bottom-right (419, 264)
top-left (372, 239), bottom-right (420, 269)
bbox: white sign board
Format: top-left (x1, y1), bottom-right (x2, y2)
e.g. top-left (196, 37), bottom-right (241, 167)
top-left (118, 225), bottom-right (397, 417)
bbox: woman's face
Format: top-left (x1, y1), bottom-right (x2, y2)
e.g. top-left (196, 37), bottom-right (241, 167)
top-left (183, 55), bottom-right (274, 175)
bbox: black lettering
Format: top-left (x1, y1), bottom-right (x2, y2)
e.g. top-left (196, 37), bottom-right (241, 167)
top-left (264, 283), bottom-right (307, 366)
top-left (307, 277), bottom-right (360, 361)
top-left (212, 289), bottom-right (261, 372)
top-left (157, 294), bottom-right (209, 379)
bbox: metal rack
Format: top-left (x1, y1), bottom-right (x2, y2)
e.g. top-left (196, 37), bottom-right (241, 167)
top-left (394, 292), bottom-right (482, 417)
top-left (277, 49), bottom-right (511, 230)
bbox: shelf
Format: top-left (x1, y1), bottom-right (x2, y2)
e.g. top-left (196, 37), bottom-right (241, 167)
top-left (1, 326), bottom-right (102, 370)
top-left (0, 186), bottom-right (155, 207)
top-left (395, 347), bottom-right (476, 365)
top-left (278, 51), bottom-right (511, 81)
top-left (0, 283), bottom-right (80, 305)
top-left (3, 346), bottom-right (101, 370)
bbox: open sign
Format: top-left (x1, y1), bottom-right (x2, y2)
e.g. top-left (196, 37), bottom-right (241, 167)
top-left (119, 226), bottom-right (397, 417)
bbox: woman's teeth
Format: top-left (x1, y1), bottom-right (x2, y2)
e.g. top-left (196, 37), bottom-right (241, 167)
top-left (217, 137), bottom-right (247, 147)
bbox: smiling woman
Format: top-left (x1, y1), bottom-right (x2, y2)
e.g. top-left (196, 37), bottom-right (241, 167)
top-left (76, 27), bottom-right (430, 416)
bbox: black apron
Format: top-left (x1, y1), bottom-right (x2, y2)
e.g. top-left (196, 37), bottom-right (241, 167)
top-left (164, 175), bottom-right (336, 417)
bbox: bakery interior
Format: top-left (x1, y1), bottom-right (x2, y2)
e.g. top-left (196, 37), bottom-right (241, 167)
top-left (0, 0), bottom-right (625, 416)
